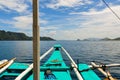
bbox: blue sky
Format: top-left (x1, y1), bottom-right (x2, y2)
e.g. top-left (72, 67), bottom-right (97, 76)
top-left (0, 0), bottom-right (120, 40)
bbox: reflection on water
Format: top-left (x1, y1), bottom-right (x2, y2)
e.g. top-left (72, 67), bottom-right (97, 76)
top-left (0, 41), bottom-right (120, 79)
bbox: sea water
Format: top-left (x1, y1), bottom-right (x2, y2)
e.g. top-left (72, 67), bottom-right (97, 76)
top-left (0, 41), bottom-right (120, 79)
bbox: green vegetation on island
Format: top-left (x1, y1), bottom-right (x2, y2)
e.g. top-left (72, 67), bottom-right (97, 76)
top-left (40, 37), bottom-right (55, 41)
top-left (0, 30), bottom-right (55, 41)
top-left (114, 37), bottom-right (120, 40)
top-left (101, 37), bottom-right (120, 41)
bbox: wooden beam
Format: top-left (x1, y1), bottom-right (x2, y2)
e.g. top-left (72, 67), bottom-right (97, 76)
top-left (91, 62), bottom-right (117, 80)
top-left (33, 0), bottom-right (40, 80)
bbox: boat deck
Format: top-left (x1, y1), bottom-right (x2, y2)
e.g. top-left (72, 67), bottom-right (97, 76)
top-left (26, 71), bottom-right (71, 80)
top-left (78, 64), bottom-right (101, 80)
top-left (27, 46), bottom-right (72, 80)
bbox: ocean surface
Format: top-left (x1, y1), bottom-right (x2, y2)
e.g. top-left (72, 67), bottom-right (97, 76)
top-left (0, 41), bottom-right (120, 79)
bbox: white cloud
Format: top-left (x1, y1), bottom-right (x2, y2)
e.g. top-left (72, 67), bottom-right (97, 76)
top-left (52, 5), bottom-right (120, 40)
top-left (0, 13), bottom-right (48, 36)
top-left (46, 0), bottom-right (93, 9)
top-left (13, 15), bottom-right (32, 30)
top-left (84, 0), bottom-right (93, 4)
top-left (70, 5), bottom-right (120, 17)
top-left (14, 16), bottom-right (48, 36)
top-left (0, 14), bottom-right (32, 36)
top-left (0, 0), bottom-right (29, 13)
top-left (0, 5), bottom-right (3, 9)
top-left (40, 20), bottom-right (48, 24)
top-left (97, 0), bottom-right (104, 7)
top-left (41, 26), bottom-right (58, 37)
top-left (0, 12), bottom-right (48, 29)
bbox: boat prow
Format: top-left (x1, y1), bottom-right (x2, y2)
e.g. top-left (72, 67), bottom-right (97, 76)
top-left (26, 44), bottom-right (72, 80)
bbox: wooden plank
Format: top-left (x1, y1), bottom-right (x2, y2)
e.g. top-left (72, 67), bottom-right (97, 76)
top-left (33, 0), bottom-right (40, 80)
top-left (0, 61), bottom-right (9, 69)
top-left (0, 58), bottom-right (16, 74)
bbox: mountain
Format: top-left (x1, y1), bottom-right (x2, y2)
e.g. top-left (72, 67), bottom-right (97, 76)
top-left (0, 30), bottom-right (30, 40)
top-left (113, 37), bottom-right (120, 40)
top-left (0, 30), bottom-right (55, 41)
top-left (101, 37), bottom-right (112, 41)
top-left (83, 37), bottom-right (120, 41)
top-left (83, 38), bottom-right (101, 41)
top-left (77, 39), bottom-right (81, 41)
top-left (40, 37), bottom-right (55, 41)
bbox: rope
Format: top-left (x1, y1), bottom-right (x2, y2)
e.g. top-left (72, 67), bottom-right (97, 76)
top-left (101, 0), bottom-right (120, 21)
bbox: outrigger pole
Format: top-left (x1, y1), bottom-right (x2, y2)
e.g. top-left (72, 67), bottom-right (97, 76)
top-left (33, 0), bottom-right (40, 80)
top-left (15, 47), bottom-right (53, 80)
top-left (91, 62), bottom-right (117, 80)
top-left (62, 47), bottom-right (83, 80)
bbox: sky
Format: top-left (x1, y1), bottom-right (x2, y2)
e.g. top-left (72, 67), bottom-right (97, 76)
top-left (0, 0), bottom-right (120, 40)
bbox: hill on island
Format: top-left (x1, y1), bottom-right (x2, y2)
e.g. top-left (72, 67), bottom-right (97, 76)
top-left (0, 30), bottom-right (55, 41)
top-left (77, 37), bottom-right (120, 41)
top-left (101, 37), bottom-right (120, 41)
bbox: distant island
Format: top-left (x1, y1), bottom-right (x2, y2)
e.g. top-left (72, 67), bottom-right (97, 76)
top-left (77, 37), bottom-right (120, 41)
top-left (101, 37), bottom-right (120, 41)
top-left (40, 37), bottom-right (55, 41)
top-left (0, 30), bottom-right (55, 41)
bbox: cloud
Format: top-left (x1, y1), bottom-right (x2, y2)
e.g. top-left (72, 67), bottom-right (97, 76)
top-left (51, 5), bottom-right (120, 40)
top-left (70, 5), bottom-right (120, 16)
top-left (40, 20), bottom-right (48, 24)
top-left (0, 0), bottom-right (29, 13)
top-left (0, 12), bottom-right (48, 29)
top-left (13, 15), bottom-right (32, 30)
top-left (0, 14), bottom-right (32, 36)
top-left (97, 0), bottom-right (104, 7)
top-left (1, 0), bottom-right (119, 40)
top-left (41, 26), bottom-right (58, 37)
top-left (46, 0), bottom-right (93, 9)
top-left (0, 0), bottom-right (48, 36)
top-left (70, 8), bottom-right (105, 15)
